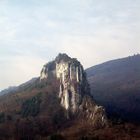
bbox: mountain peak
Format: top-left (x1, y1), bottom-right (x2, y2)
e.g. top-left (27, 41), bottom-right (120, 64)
top-left (40, 53), bottom-right (107, 126)
top-left (55, 53), bottom-right (71, 62)
top-left (55, 53), bottom-right (79, 64)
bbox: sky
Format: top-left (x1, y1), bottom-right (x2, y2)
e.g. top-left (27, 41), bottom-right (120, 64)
top-left (0, 0), bottom-right (140, 90)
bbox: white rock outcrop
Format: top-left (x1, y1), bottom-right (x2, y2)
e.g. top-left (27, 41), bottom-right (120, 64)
top-left (40, 53), bottom-right (107, 126)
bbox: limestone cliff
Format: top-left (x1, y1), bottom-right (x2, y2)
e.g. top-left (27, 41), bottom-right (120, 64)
top-left (40, 53), bottom-right (107, 126)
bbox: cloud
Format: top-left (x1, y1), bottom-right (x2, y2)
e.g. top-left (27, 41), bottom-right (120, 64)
top-left (54, 21), bottom-right (140, 68)
top-left (0, 0), bottom-right (140, 90)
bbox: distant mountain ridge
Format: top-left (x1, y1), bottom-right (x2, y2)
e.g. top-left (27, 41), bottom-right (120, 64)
top-left (0, 78), bottom-right (38, 95)
top-left (86, 54), bottom-right (140, 122)
top-left (0, 86), bottom-right (18, 95)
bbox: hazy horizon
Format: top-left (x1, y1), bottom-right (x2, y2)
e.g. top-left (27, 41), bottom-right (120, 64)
top-left (0, 0), bottom-right (140, 90)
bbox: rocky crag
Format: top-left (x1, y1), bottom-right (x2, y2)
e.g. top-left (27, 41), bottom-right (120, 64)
top-left (40, 53), bottom-right (107, 126)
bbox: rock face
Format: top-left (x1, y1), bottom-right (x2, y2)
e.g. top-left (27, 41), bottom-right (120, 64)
top-left (40, 53), bottom-right (107, 126)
